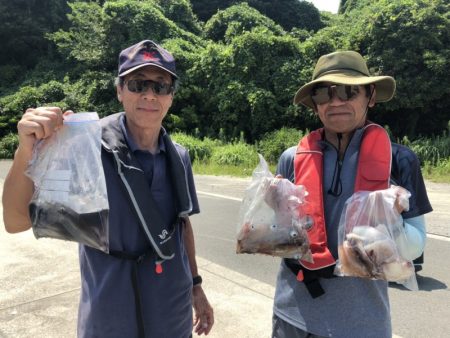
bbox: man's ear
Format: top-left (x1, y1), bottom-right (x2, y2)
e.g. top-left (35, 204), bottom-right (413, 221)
top-left (312, 103), bottom-right (318, 115)
top-left (116, 85), bottom-right (122, 102)
top-left (368, 85), bottom-right (376, 107)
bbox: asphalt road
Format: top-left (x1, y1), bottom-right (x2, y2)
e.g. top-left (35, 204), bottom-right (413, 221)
top-left (0, 160), bottom-right (449, 337)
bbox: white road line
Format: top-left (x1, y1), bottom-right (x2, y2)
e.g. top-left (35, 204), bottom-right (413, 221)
top-left (196, 233), bottom-right (235, 243)
top-left (427, 233), bottom-right (450, 242)
top-left (198, 191), bottom-right (450, 242)
top-left (197, 190), bottom-right (242, 202)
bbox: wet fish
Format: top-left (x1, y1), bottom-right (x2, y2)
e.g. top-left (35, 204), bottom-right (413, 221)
top-left (30, 200), bottom-right (109, 252)
top-left (382, 260), bottom-right (415, 281)
top-left (236, 219), bottom-right (312, 261)
top-left (338, 224), bottom-right (414, 281)
top-left (338, 233), bottom-right (374, 278)
top-left (237, 177), bottom-right (312, 261)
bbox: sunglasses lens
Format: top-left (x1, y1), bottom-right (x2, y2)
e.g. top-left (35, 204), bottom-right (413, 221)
top-left (153, 82), bottom-right (171, 95)
top-left (312, 85), bottom-right (360, 104)
top-left (311, 87), bottom-right (331, 104)
top-left (127, 80), bottom-right (173, 95)
top-left (335, 85), bottom-right (359, 101)
top-left (127, 80), bottom-right (143, 93)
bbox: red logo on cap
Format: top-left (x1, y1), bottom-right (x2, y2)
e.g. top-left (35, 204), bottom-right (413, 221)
top-left (142, 51), bottom-right (158, 61)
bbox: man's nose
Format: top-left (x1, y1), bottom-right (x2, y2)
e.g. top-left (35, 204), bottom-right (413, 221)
top-left (142, 87), bottom-right (157, 99)
top-left (329, 86), bottom-right (344, 105)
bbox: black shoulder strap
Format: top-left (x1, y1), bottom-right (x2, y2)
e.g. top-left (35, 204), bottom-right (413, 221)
top-left (100, 113), bottom-right (192, 260)
top-left (111, 150), bottom-right (177, 260)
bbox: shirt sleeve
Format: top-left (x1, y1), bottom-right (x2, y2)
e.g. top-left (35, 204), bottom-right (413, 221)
top-left (276, 146), bottom-right (297, 182)
top-left (391, 143), bottom-right (433, 219)
top-left (399, 215), bottom-right (427, 261)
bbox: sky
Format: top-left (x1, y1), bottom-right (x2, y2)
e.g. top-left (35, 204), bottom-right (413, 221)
top-left (307, 0), bottom-right (340, 14)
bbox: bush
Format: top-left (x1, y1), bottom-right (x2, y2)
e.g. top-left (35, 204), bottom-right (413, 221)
top-left (258, 127), bottom-right (304, 164)
top-left (171, 132), bottom-right (218, 163)
top-left (422, 158), bottom-right (450, 183)
top-left (402, 132), bottom-right (450, 166)
top-left (0, 133), bottom-right (19, 159)
top-left (210, 142), bottom-right (258, 166)
top-left (64, 71), bottom-right (118, 117)
top-left (0, 81), bottom-right (68, 116)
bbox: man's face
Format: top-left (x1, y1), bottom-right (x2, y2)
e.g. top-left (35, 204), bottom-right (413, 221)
top-left (116, 65), bottom-right (174, 130)
top-left (313, 83), bottom-right (376, 134)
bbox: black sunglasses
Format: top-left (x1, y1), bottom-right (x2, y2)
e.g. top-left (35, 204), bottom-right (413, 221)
top-left (311, 85), bottom-right (360, 104)
top-left (126, 79), bottom-right (174, 95)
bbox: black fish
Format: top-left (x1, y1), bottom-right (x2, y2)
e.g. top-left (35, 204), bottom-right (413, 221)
top-left (29, 201), bottom-right (109, 252)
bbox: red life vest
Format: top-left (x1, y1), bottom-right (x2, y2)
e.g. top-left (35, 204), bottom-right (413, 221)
top-left (294, 123), bottom-right (392, 270)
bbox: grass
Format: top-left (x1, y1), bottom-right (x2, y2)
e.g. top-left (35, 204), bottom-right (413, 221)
top-left (193, 160), bottom-right (450, 183)
top-left (193, 162), bottom-right (261, 177)
top-left (421, 160), bottom-right (450, 184)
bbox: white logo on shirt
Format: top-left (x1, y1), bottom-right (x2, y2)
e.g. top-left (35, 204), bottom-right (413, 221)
top-left (158, 229), bottom-right (169, 240)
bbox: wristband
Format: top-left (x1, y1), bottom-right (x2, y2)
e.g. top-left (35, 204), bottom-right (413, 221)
top-left (193, 275), bottom-right (202, 287)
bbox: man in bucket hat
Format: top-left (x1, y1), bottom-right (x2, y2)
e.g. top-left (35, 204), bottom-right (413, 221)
top-left (271, 51), bottom-right (432, 337)
top-left (3, 40), bottom-right (214, 337)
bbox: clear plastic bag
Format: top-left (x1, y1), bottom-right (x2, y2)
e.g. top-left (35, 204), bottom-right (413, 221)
top-left (236, 155), bottom-right (312, 261)
top-left (335, 186), bottom-right (418, 290)
top-left (26, 112), bottom-right (109, 252)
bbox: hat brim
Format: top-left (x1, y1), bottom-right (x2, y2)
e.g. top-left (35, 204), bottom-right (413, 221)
top-left (294, 73), bottom-right (396, 109)
top-left (119, 63), bottom-right (178, 78)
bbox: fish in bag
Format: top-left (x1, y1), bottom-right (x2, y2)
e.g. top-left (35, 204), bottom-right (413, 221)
top-left (26, 112), bottom-right (109, 252)
top-left (336, 186), bottom-right (418, 290)
top-left (236, 155), bottom-right (313, 261)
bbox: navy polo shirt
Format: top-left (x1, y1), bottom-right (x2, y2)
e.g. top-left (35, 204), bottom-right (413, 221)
top-left (77, 114), bottom-right (200, 338)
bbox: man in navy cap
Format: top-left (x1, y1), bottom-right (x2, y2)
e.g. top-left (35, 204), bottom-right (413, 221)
top-left (3, 40), bottom-right (214, 337)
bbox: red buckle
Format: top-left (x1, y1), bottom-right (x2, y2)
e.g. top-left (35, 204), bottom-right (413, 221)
top-left (296, 270), bottom-right (304, 282)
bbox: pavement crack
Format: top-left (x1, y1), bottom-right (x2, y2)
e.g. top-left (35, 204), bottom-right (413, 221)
top-left (0, 287), bottom-right (80, 312)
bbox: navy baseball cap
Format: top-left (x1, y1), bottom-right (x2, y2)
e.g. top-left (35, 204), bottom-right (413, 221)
top-left (118, 40), bottom-right (178, 78)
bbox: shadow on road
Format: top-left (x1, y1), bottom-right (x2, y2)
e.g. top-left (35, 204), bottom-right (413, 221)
top-left (389, 274), bottom-right (447, 292)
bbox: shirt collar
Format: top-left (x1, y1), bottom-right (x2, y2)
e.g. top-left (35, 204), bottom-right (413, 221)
top-left (119, 114), bottom-right (166, 153)
top-left (319, 127), bottom-right (365, 151)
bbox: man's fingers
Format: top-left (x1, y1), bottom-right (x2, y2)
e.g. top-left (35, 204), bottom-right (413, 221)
top-left (63, 110), bottom-right (74, 117)
top-left (17, 119), bottom-right (46, 140)
top-left (30, 115), bottom-right (58, 138)
top-left (193, 311), bottom-right (214, 335)
top-left (194, 319), bottom-right (208, 335)
top-left (20, 107), bottom-right (64, 139)
top-left (195, 310), bottom-right (214, 335)
top-left (204, 316), bottom-right (213, 335)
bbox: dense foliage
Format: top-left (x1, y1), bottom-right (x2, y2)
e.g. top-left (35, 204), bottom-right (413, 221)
top-left (0, 0), bottom-right (449, 146)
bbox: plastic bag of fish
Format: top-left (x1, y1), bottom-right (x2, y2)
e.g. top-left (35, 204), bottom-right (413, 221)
top-left (335, 186), bottom-right (418, 290)
top-left (236, 155), bottom-right (313, 261)
top-left (26, 113), bottom-right (109, 253)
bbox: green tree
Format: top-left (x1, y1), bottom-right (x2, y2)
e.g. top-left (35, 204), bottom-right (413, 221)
top-left (188, 30), bottom-right (307, 141)
top-left (192, 0), bottom-right (323, 32)
top-left (154, 0), bottom-right (202, 34)
top-left (49, 0), bottom-right (201, 74)
top-left (351, 0), bottom-right (450, 137)
top-left (244, 0), bottom-right (324, 32)
top-left (0, 0), bottom-right (69, 67)
top-left (0, 0), bottom-right (70, 92)
top-left (190, 0), bottom-right (234, 22)
top-left (203, 3), bottom-right (285, 42)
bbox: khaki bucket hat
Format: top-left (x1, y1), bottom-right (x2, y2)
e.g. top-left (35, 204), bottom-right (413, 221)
top-left (294, 51), bottom-right (396, 109)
